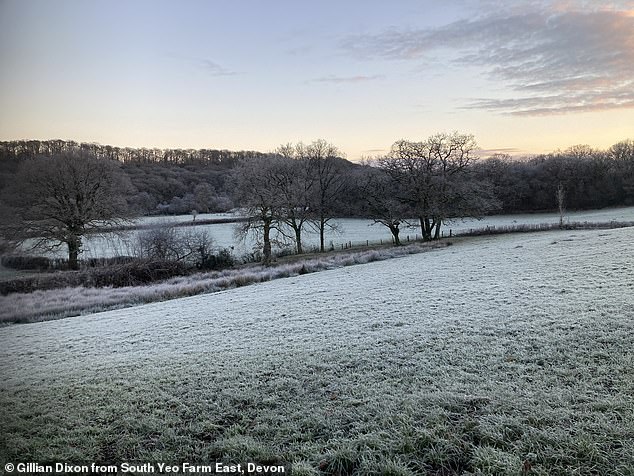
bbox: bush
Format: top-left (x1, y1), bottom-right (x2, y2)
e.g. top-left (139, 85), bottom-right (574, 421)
top-left (0, 277), bottom-right (44, 294)
top-left (0, 237), bottom-right (17, 255)
top-left (0, 258), bottom-right (191, 295)
top-left (82, 256), bottom-right (137, 268)
top-left (135, 226), bottom-right (222, 269)
top-left (82, 259), bottom-right (189, 287)
top-left (197, 248), bottom-right (235, 270)
top-left (1, 255), bottom-right (146, 272)
top-left (135, 226), bottom-right (184, 261)
top-left (274, 247), bottom-right (295, 258)
top-left (1, 255), bottom-right (53, 270)
top-left (240, 251), bottom-right (263, 264)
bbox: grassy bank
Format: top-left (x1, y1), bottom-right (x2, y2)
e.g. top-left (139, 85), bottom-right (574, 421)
top-left (3, 219), bottom-right (633, 325)
top-left (0, 241), bottom-right (449, 324)
top-left (454, 219), bottom-right (634, 237)
top-left (1, 227), bottom-right (633, 474)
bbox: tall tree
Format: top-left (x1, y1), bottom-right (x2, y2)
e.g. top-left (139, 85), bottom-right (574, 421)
top-left (610, 139), bottom-right (634, 204)
top-left (3, 149), bottom-right (132, 269)
top-left (231, 156), bottom-right (287, 264)
top-left (306, 140), bottom-right (347, 252)
top-left (379, 132), bottom-right (494, 240)
top-left (274, 144), bottom-right (315, 254)
top-left (357, 164), bottom-right (411, 245)
top-left (557, 182), bottom-right (566, 228)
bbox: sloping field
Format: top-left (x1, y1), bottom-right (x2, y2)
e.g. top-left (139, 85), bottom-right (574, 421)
top-left (1, 228), bottom-right (633, 474)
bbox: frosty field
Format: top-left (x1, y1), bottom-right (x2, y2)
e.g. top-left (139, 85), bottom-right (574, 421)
top-left (1, 227), bottom-right (634, 474)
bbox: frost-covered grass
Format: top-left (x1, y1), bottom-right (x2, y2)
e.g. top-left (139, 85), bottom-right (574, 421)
top-left (1, 227), bottom-right (633, 474)
top-left (456, 220), bottom-right (634, 237)
top-left (0, 242), bottom-right (447, 324)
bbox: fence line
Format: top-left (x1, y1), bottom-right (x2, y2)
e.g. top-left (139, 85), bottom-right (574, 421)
top-left (278, 220), bottom-right (634, 257)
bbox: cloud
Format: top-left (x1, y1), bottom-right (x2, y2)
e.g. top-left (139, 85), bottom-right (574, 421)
top-left (468, 90), bottom-right (634, 116)
top-left (342, 2), bottom-right (634, 115)
top-left (200, 59), bottom-right (239, 76)
top-left (165, 53), bottom-right (240, 77)
top-left (310, 74), bottom-right (384, 84)
top-left (477, 147), bottom-right (523, 156)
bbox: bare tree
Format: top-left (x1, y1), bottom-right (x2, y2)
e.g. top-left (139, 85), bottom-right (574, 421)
top-left (378, 132), bottom-right (491, 240)
top-left (135, 226), bottom-right (216, 268)
top-left (357, 164), bottom-right (411, 245)
top-left (610, 139), bottom-right (634, 203)
top-left (4, 149), bottom-right (132, 269)
top-left (557, 182), bottom-right (566, 228)
top-left (231, 156), bottom-right (287, 265)
top-left (0, 200), bottom-right (20, 253)
top-left (231, 143), bottom-right (347, 258)
top-left (273, 144), bottom-right (315, 254)
top-left (305, 140), bottom-right (347, 252)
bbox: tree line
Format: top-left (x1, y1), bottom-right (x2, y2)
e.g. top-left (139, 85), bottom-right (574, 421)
top-left (0, 139), bottom-right (265, 165)
top-left (1, 136), bottom-right (633, 267)
top-left (2, 138), bottom-right (632, 218)
top-left (472, 142), bottom-right (634, 213)
top-left (0, 140), bottom-right (267, 216)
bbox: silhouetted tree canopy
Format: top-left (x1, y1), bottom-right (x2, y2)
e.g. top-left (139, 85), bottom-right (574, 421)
top-left (1, 138), bottom-right (633, 228)
top-left (2, 149), bottom-right (132, 269)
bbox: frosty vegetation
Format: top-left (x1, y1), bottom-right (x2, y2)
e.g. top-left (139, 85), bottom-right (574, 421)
top-left (0, 241), bottom-right (448, 324)
top-left (1, 150), bottom-right (132, 269)
top-left (1, 227), bottom-right (633, 474)
top-left (1, 135), bottom-right (634, 474)
top-left (3, 0), bottom-right (634, 470)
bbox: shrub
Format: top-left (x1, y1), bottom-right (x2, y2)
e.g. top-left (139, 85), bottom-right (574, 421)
top-left (456, 220), bottom-right (634, 237)
top-left (82, 256), bottom-right (137, 268)
top-left (0, 237), bottom-right (17, 255)
top-left (82, 259), bottom-right (189, 287)
top-left (1, 255), bottom-right (53, 270)
top-left (135, 226), bottom-right (184, 261)
top-left (241, 251), bottom-right (263, 264)
top-left (135, 226), bottom-right (219, 269)
top-left (0, 258), bottom-right (191, 295)
top-left (274, 247), bottom-right (296, 258)
top-left (197, 248), bottom-right (235, 271)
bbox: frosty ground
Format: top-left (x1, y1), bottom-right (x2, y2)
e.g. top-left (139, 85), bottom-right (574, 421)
top-left (1, 228), bottom-right (633, 475)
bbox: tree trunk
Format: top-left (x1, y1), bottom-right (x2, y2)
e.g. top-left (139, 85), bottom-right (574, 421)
top-left (419, 216), bottom-right (432, 241)
top-left (433, 218), bottom-right (442, 240)
top-left (319, 216), bottom-right (326, 252)
top-left (262, 219), bottom-right (272, 265)
top-left (294, 226), bottom-right (303, 254)
top-left (67, 236), bottom-right (81, 270)
top-left (557, 182), bottom-right (565, 228)
top-left (390, 224), bottom-right (401, 246)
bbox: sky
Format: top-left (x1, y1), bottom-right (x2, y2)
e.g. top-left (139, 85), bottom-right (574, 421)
top-left (0, 0), bottom-right (633, 160)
